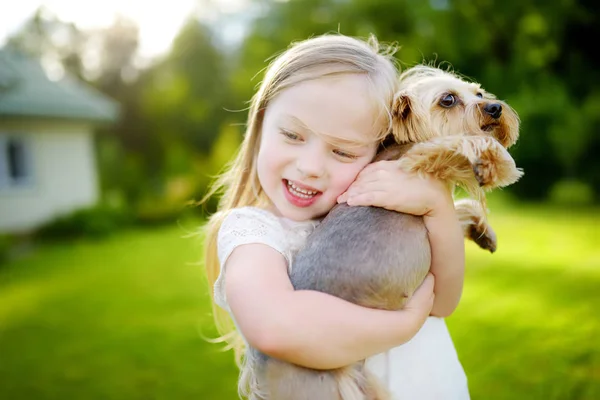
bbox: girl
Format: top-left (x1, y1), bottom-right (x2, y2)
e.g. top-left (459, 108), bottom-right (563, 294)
top-left (202, 34), bottom-right (469, 399)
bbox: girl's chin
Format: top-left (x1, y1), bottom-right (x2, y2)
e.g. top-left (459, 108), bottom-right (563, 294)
top-left (281, 202), bottom-right (332, 221)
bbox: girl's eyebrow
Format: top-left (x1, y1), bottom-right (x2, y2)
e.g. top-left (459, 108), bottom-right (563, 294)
top-left (283, 115), bottom-right (312, 132)
top-left (282, 115), bottom-right (370, 148)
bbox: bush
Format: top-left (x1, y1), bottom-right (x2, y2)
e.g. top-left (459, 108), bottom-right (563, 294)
top-left (548, 180), bottom-right (595, 206)
top-left (36, 204), bottom-right (131, 240)
top-left (134, 202), bottom-right (197, 227)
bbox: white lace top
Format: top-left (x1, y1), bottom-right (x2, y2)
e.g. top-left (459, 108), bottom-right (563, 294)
top-left (215, 207), bottom-right (319, 312)
top-left (215, 206), bottom-right (470, 400)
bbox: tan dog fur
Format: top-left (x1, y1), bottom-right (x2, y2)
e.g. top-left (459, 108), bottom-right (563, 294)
top-left (385, 65), bottom-right (523, 251)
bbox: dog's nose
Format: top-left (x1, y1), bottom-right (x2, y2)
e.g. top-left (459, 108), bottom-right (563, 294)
top-left (484, 103), bottom-right (502, 119)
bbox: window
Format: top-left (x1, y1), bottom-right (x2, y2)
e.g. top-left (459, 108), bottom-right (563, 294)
top-left (0, 134), bottom-right (34, 189)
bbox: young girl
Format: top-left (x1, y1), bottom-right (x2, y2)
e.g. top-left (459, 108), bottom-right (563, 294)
top-left (203, 34), bottom-right (469, 399)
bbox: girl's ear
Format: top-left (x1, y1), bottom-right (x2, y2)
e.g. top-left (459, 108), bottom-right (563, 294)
top-left (391, 90), bottom-right (430, 143)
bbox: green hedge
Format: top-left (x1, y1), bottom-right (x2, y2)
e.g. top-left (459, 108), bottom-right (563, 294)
top-left (36, 205), bottom-right (132, 240)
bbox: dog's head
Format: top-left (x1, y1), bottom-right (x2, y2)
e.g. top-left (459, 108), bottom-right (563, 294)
top-left (391, 65), bottom-right (520, 148)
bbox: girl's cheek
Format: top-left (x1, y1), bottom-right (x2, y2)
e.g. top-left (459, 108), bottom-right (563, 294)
top-left (334, 165), bottom-right (364, 194)
top-left (259, 140), bottom-right (282, 169)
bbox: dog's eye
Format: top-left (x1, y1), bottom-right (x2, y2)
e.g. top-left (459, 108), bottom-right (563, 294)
top-left (476, 92), bottom-right (483, 99)
top-left (440, 94), bottom-right (456, 108)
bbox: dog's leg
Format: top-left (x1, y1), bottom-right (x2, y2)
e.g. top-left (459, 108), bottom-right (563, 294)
top-left (472, 139), bottom-right (523, 190)
top-left (454, 198), bottom-right (497, 253)
top-left (397, 135), bottom-right (521, 201)
top-left (397, 136), bottom-right (482, 202)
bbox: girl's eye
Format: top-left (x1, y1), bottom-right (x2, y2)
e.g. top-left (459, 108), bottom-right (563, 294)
top-left (281, 130), bottom-right (300, 141)
top-left (333, 149), bottom-right (357, 159)
top-left (476, 92), bottom-right (483, 99)
top-left (440, 93), bottom-right (457, 108)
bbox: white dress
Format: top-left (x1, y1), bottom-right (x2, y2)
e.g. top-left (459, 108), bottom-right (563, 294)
top-left (215, 206), bottom-right (470, 399)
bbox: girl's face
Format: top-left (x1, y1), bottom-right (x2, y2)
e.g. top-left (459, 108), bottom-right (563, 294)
top-left (257, 75), bottom-right (381, 221)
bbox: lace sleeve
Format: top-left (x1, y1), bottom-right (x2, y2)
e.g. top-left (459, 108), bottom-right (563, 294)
top-left (214, 207), bottom-right (290, 311)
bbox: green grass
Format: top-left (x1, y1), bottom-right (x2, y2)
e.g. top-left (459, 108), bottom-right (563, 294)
top-left (0, 221), bottom-right (238, 400)
top-left (449, 201), bottom-right (600, 399)
top-left (0, 203), bottom-right (598, 400)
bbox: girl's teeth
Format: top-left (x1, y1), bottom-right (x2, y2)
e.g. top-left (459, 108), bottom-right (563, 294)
top-left (287, 181), bottom-right (317, 198)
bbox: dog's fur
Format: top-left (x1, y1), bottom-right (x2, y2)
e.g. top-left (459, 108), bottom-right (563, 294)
top-left (244, 65), bottom-right (523, 399)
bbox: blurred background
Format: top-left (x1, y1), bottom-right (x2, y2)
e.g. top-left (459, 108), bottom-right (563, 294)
top-left (0, 0), bottom-right (598, 399)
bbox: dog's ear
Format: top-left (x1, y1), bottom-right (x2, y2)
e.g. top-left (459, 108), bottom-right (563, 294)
top-left (391, 90), bottom-right (430, 143)
top-left (495, 102), bottom-right (520, 148)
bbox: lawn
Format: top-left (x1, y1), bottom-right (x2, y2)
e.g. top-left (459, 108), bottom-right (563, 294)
top-left (0, 201), bottom-right (598, 399)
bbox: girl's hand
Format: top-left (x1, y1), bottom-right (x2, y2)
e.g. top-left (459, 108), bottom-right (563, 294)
top-left (401, 273), bottom-right (435, 324)
top-left (337, 160), bottom-right (452, 217)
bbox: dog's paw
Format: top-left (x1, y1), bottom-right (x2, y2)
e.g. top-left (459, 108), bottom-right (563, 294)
top-left (473, 157), bottom-right (496, 188)
top-left (468, 223), bottom-right (497, 253)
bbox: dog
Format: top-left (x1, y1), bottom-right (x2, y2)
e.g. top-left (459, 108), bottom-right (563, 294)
top-left (246, 65), bottom-right (524, 400)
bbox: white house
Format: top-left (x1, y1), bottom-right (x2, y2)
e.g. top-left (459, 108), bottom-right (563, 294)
top-left (0, 49), bottom-right (119, 234)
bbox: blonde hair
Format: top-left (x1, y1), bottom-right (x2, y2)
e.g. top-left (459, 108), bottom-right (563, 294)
top-left (201, 33), bottom-right (399, 368)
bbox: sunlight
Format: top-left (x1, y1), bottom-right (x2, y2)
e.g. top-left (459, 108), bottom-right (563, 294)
top-left (0, 0), bottom-right (251, 58)
top-left (42, 0), bottom-right (198, 57)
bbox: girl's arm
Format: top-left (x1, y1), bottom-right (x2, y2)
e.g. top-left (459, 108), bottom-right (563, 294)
top-left (225, 243), bottom-right (435, 370)
top-left (422, 193), bottom-right (465, 317)
top-left (338, 160), bottom-right (465, 318)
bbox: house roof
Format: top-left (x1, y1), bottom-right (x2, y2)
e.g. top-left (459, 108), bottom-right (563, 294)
top-left (0, 48), bottom-right (119, 123)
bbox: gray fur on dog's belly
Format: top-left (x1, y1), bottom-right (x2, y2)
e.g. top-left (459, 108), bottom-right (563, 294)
top-left (290, 204), bottom-right (431, 310)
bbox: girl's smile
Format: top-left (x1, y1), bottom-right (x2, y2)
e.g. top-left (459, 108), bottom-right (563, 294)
top-left (282, 179), bottom-right (322, 207)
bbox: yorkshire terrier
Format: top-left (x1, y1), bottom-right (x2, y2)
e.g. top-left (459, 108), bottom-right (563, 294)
top-left (246, 65), bottom-right (523, 400)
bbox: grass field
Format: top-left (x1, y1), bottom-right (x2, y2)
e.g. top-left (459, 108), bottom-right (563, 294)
top-left (0, 201), bottom-right (598, 399)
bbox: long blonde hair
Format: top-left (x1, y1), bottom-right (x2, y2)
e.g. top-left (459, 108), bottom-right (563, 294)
top-left (202, 33), bottom-right (399, 366)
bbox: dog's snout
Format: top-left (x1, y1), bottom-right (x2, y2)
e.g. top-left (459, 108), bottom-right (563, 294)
top-left (484, 103), bottom-right (502, 119)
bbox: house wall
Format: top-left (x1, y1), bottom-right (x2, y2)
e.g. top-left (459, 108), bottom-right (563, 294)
top-left (0, 119), bottom-right (100, 233)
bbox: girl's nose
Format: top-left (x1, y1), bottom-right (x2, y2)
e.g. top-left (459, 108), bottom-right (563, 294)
top-left (296, 149), bottom-right (325, 179)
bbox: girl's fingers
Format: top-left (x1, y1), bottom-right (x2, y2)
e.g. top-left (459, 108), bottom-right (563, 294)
top-left (340, 161), bottom-right (419, 206)
top-left (352, 161), bottom-right (388, 181)
top-left (365, 160), bottom-right (397, 171)
top-left (346, 190), bottom-right (392, 208)
top-left (338, 181), bottom-right (388, 204)
top-left (417, 273), bottom-right (435, 294)
top-left (358, 161), bottom-right (397, 179)
top-left (406, 273), bottom-right (435, 312)
top-left (350, 170), bottom-right (403, 193)
top-left (347, 179), bottom-right (399, 198)
top-left (337, 192), bottom-right (349, 204)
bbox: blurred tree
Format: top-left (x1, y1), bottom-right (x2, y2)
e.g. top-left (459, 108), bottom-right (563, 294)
top-left (6, 6), bottom-right (87, 80)
top-left (125, 18), bottom-right (236, 216)
top-left (89, 17), bottom-right (154, 207)
top-left (141, 18), bottom-right (230, 155)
